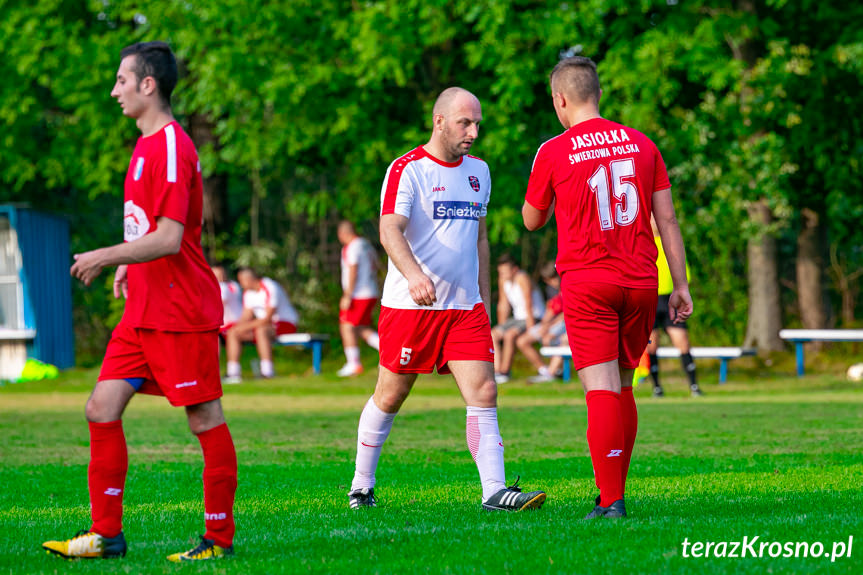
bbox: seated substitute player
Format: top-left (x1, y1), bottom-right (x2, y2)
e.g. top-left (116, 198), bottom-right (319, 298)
top-left (337, 220), bottom-right (381, 377)
top-left (43, 41), bottom-right (237, 561)
top-left (491, 254), bottom-right (545, 383)
top-left (223, 268), bottom-right (299, 383)
top-left (646, 216), bottom-right (703, 397)
top-left (522, 56), bottom-right (692, 519)
top-left (347, 87), bottom-right (546, 512)
top-left (517, 262), bottom-right (567, 383)
top-left (211, 263), bottom-right (243, 335)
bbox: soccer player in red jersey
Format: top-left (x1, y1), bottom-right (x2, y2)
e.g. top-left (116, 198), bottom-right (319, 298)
top-left (42, 42), bottom-right (237, 560)
top-left (347, 87), bottom-right (546, 512)
top-left (522, 57), bottom-right (693, 518)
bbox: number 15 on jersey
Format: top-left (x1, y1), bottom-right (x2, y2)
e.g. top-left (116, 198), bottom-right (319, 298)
top-left (588, 158), bottom-right (639, 230)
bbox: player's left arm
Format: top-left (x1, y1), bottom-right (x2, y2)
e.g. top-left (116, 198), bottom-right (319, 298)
top-left (653, 188), bottom-right (692, 323)
top-left (71, 216), bottom-right (184, 286)
top-left (477, 217), bottom-right (491, 320)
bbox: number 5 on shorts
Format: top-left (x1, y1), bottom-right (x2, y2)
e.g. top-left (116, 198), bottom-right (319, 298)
top-left (400, 347), bottom-right (413, 366)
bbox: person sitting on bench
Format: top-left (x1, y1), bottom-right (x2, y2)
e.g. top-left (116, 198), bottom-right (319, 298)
top-left (223, 268), bottom-right (298, 383)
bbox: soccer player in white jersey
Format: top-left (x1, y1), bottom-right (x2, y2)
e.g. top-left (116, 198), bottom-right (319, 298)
top-left (347, 87), bottom-right (546, 512)
top-left (337, 220), bottom-right (380, 377)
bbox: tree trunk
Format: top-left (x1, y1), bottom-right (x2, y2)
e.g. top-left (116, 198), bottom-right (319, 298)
top-left (188, 114), bottom-right (228, 259)
top-left (743, 200), bottom-right (784, 351)
top-left (796, 208), bottom-right (827, 349)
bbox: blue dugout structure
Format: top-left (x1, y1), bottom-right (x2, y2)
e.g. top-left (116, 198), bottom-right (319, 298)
top-left (0, 205), bottom-right (74, 370)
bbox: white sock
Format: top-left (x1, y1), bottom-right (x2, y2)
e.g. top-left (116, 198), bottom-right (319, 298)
top-left (351, 397), bottom-right (396, 490)
top-left (466, 406), bottom-right (507, 500)
top-left (260, 359), bottom-right (274, 377)
top-left (365, 332), bottom-right (380, 351)
top-left (227, 361), bottom-right (241, 377)
top-left (345, 346), bottom-right (361, 365)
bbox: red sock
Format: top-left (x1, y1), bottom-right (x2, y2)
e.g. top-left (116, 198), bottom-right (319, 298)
top-left (585, 390), bottom-right (624, 507)
top-left (198, 423), bottom-right (237, 548)
top-left (620, 386), bottom-right (638, 494)
top-left (88, 420), bottom-right (127, 538)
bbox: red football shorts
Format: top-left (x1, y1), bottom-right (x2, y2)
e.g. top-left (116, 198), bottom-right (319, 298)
top-left (378, 303), bottom-right (493, 374)
top-left (274, 321), bottom-right (297, 336)
top-left (99, 322), bottom-right (222, 407)
top-left (560, 275), bottom-right (657, 371)
top-left (339, 298), bottom-right (377, 327)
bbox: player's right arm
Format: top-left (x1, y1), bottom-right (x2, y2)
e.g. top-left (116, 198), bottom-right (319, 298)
top-left (341, 262), bottom-right (358, 310)
top-left (523, 142), bottom-right (556, 230)
top-left (71, 216), bottom-right (184, 286)
top-left (379, 213), bottom-right (436, 306)
top-left (652, 187), bottom-right (692, 323)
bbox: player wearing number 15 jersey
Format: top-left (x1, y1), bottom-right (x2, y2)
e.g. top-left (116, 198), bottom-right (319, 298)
top-left (523, 57), bottom-right (693, 519)
top-left (347, 87), bottom-right (545, 513)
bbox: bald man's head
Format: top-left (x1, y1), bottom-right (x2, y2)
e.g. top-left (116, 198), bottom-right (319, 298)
top-left (429, 87), bottom-right (482, 161)
top-left (432, 87), bottom-right (479, 117)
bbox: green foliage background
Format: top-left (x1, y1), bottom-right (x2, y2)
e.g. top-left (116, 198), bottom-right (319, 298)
top-left (1, 0), bottom-right (861, 363)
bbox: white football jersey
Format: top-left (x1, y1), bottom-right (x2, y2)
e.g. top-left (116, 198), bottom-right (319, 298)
top-left (341, 237), bottom-right (379, 299)
top-left (219, 280), bottom-right (244, 325)
top-left (380, 146), bottom-right (491, 310)
top-left (242, 277), bottom-right (299, 325)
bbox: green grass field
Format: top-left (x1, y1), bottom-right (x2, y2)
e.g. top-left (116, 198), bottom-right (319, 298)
top-left (1, 350), bottom-right (862, 574)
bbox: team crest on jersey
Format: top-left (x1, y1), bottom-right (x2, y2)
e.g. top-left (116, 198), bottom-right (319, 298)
top-left (124, 200), bottom-right (150, 241)
top-left (133, 157), bottom-right (145, 181)
top-left (468, 176), bottom-right (480, 192)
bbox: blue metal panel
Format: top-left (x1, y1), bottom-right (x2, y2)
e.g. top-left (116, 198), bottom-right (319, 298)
top-left (1, 206), bottom-right (75, 368)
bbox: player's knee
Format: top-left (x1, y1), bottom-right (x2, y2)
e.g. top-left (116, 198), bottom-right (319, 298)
top-left (504, 330), bottom-right (519, 343)
top-left (85, 397), bottom-right (115, 423)
top-left (476, 378), bottom-right (498, 405)
top-left (375, 389), bottom-right (407, 413)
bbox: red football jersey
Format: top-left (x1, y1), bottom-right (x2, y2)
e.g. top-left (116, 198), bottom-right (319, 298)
top-left (121, 121), bottom-right (221, 332)
top-left (525, 117), bottom-right (670, 289)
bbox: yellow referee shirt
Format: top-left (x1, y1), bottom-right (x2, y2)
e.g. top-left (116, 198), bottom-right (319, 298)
top-left (655, 235), bottom-right (690, 296)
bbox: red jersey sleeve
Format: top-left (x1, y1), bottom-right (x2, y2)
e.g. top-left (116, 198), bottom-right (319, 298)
top-left (525, 142), bottom-right (555, 211)
top-left (652, 143), bottom-right (671, 192)
top-left (150, 123), bottom-right (192, 225)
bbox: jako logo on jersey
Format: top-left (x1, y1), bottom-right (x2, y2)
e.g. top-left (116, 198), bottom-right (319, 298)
top-left (175, 380), bottom-right (198, 389)
top-left (433, 201), bottom-right (483, 221)
top-left (607, 449), bottom-right (623, 458)
top-left (133, 157), bottom-right (145, 181)
top-left (431, 186), bottom-right (446, 192)
top-left (204, 512), bottom-right (227, 521)
top-left (124, 200), bottom-right (150, 242)
top-left (468, 175), bottom-right (480, 192)
top-left (104, 488), bottom-right (122, 496)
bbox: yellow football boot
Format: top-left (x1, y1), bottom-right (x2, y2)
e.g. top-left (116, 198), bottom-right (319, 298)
top-left (167, 536), bottom-right (233, 562)
top-left (43, 530), bottom-right (127, 559)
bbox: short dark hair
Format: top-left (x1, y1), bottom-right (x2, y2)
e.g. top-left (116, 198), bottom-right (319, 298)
top-left (550, 56), bottom-right (600, 105)
top-left (497, 253), bottom-right (517, 267)
top-left (236, 266), bottom-right (259, 279)
top-left (120, 41), bottom-right (177, 108)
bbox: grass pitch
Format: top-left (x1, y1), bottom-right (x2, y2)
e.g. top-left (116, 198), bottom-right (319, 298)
top-left (1, 351), bottom-right (862, 574)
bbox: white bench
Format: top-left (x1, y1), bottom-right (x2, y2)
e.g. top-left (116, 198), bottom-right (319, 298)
top-left (778, 329), bottom-right (863, 376)
top-left (0, 328), bottom-right (36, 381)
top-left (539, 345), bottom-right (755, 384)
top-left (274, 333), bottom-right (330, 375)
